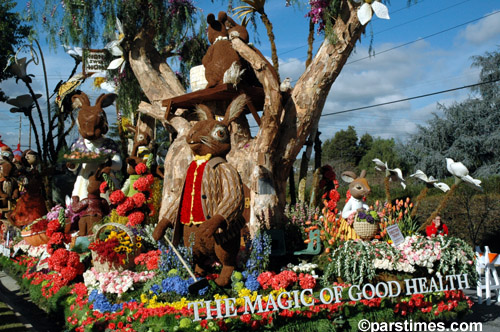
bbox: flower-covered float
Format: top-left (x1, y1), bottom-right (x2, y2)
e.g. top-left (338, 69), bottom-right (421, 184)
top-left (0, 4), bottom-right (482, 332)
top-left (0, 158), bottom-right (478, 332)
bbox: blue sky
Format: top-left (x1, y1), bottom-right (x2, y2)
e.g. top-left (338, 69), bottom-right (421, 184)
top-left (1, 0), bottom-right (499, 150)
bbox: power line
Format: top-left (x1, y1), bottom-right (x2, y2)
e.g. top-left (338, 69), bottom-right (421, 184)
top-left (345, 10), bottom-right (500, 66)
top-left (277, 0), bottom-right (431, 57)
top-left (248, 78), bottom-right (499, 129)
top-left (285, 9), bottom-right (500, 87)
top-left (321, 78), bottom-right (500, 118)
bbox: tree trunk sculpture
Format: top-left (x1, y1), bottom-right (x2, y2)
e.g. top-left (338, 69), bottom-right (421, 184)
top-left (131, 2), bottom-right (364, 234)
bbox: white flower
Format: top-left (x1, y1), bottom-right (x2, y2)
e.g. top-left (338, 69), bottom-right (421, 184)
top-left (105, 17), bottom-right (126, 73)
top-left (63, 45), bottom-right (83, 61)
top-left (355, 0), bottom-right (390, 26)
top-left (91, 70), bottom-right (117, 92)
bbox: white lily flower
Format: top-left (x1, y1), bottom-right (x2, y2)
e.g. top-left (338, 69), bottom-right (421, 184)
top-left (105, 17), bottom-right (126, 73)
top-left (63, 45), bottom-right (83, 61)
top-left (91, 71), bottom-right (117, 92)
top-left (354, 0), bottom-right (390, 26)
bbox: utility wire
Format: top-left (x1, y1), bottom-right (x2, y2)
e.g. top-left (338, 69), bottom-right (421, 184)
top-left (248, 78), bottom-right (500, 129)
top-left (279, 0), bottom-right (471, 57)
top-left (320, 78), bottom-right (500, 118)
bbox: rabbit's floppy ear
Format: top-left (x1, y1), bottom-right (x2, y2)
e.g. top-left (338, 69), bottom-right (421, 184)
top-left (72, 92), bottom-right (90, 109)
top-left (222, 94), bottom-right (248, 125)
top-left (194, 104), bottom-right (214, 121)
top-left (96, 93), bottom-right (117, 108)
top-left (341, 171), bottom-right (357, 183)
top-left (218, 11), bottom-right (228, 24)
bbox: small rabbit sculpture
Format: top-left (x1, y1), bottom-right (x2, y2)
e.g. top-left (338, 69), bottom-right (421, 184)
top-left (71, 166), bottom-right (111, 236)
top-left (153, 94), bottom-right (247, 287)
top-left (341, 170), bottom-right (371, 219)
top-left (68, 92), bottom-right (122, 200)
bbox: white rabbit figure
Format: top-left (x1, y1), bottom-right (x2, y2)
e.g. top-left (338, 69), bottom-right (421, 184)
top-left (341, 170), bottom-right (371, 219)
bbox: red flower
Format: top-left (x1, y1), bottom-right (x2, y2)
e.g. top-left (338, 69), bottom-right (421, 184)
top-left (116, 197), bottom-right (135, 216)
top-left (30, 218), bottom-right (49, 233)
top-left (299, 273), bottom-right (316, 290)
top-left (127, 211), bottom-right (145, 227)
top-left (257, 271), bottom-right (276, 290)
top-left (145, 174), bottom-right (154, 186)
top-left (240, 314), bottom-right (252, 324)
top-left (46, 219), bottom-right (61, 237)
top-left (100, 181), bottom-right (109, 194)
top-left (132, 192), bottom-right (146, 208)
top-left (110, 190), bottom-right (126, 205)
top-left (271, 270), bottom-right (298, 290)
top-left (134, 174), bottom-right (152, 191)
top-left (345, 190), bottom-right (351, 203)
top-left (135, 163), bottom-right (148, 175)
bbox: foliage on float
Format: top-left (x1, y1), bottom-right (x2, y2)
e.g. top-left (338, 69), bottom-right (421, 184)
top-left (323, 235), bottom-right (477, 286)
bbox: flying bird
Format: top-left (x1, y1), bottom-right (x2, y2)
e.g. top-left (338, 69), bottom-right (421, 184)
top-left (410, 170), bottom-right (450, 192)
top-left (373, 158), bottom-right (406, 189)
top-left (445, 158), bottom-right (482, 190)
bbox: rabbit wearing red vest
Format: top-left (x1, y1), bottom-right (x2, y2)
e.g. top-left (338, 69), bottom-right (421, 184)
top-left (153, 95), bottom-right (247, 287)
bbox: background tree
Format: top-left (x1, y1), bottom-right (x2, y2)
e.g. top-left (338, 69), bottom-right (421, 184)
top-left (0, 0), bottom-right (30, 102)
top-left (322, 125), bottom-right (359, 167)
top-left (358, 137), bottom-right (404, 174)
top-left (400, 47), bottom-right (500, 179)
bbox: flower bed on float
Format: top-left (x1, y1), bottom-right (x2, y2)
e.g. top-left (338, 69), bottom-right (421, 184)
top-left (0, 223), bottom-right (476, 332)
top-left (0, 162), bottom-right (477, 332)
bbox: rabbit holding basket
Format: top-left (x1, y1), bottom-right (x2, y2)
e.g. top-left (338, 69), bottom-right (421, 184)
top-left (153, 95), bottom-right (247, 287)
top-left (341, 170), bottom-right (371, 219)
top-left (67, 92), bottom-right (122, 201)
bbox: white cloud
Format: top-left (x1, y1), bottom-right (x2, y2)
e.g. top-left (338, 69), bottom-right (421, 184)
top-left (459, 11), bottom-right (500, 45)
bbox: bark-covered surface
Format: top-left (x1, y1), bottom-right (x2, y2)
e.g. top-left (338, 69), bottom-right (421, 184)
top-left (132, 1), bottom-right (365, 232)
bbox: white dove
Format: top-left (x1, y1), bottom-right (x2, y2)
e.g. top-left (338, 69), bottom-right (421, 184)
top-left (445, 158), bottom-right (482, 190)
top-left (373, 158), bottom-right (406, 189)
top-left (433, 182), bottom-right (451, 192)
top-left (410, 170), bottom-right (450, 192)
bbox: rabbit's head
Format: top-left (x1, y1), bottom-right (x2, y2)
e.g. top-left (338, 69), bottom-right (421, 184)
top-left (87, 166), bottom-right (111, 196)
top-left (341, 170), bottom-right (371, 200)
top-left (72, 92), bottom-right (116, 141)
top-left (186, 94), bottom-right (247, 158)
top-left (206, 12), bottom-right (229, 44)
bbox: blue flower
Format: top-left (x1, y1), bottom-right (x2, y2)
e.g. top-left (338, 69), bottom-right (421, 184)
top-left (245, 272), bottom-right (260, 291)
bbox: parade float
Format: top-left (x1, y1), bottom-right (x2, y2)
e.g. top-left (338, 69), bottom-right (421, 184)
top-left (0, 1), bottom-right (484, 331)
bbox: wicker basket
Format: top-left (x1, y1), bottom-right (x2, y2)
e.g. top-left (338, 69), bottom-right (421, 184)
top-left (21, 230), bottom-right (50, 247)
top-left (91, 223), bottom-right (138, 273)
top-left (352, 221), bottom-right (379, 241)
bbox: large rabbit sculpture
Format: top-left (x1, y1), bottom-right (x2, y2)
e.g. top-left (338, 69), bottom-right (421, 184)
top-left (153, 94), bottom-right (247, 287)
top-left (67, 92), bottom-right (122, 201)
